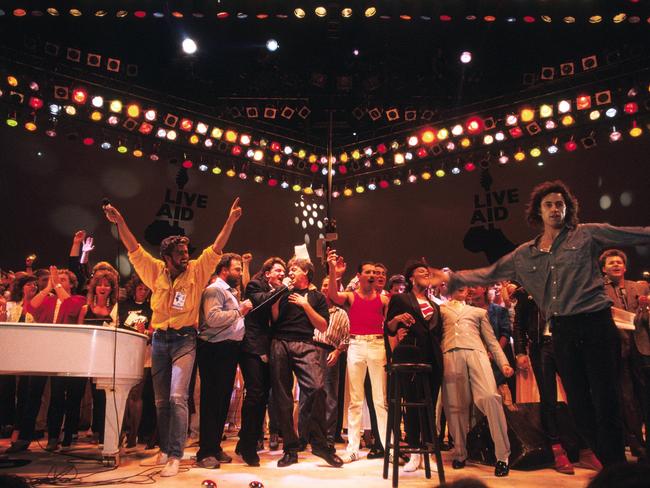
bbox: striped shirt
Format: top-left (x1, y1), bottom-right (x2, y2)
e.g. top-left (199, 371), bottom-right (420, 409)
top-left (313, 305), bottom-right (350, 351)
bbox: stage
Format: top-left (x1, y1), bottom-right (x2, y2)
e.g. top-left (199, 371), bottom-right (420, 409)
top-left (1, 435), bottom-right (598, 487)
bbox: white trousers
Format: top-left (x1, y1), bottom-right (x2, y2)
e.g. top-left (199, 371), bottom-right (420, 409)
top-left (346, 336), bottom-right (388, 454)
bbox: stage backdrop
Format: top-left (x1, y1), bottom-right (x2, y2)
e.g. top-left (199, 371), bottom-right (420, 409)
top-left (2, 126), bottom-right (649, 283)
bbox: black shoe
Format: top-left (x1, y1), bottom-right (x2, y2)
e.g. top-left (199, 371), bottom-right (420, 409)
top-left (215, 450), bottom-right (232, 463)
top-left (367, 448), bottom-right (385, 459)
top-left (312, 447), bottom-right (343, 468)
top-left (298, 439), bottom-right (308, 452)
top-left (269, 434), bottom-right (279, 450)
top-left (452, 459), bottom-right (466, 469)
top-left (494, 460), bottom-right (509, 477)
top-left (241, 450), bottom-right (260, 467)
top-left (277, 452), bottom-right (298, 467)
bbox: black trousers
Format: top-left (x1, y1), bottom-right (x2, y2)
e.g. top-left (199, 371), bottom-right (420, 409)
top-left (196, 339), bottom-right (241, 461)
top-left (0, 375), bottom-right (17, 427)
top-left (270, 339), bottom-right (330, 453)
top-left (552, 308), bottom-right (625, 466)
top-left (238, 351), bottom-right (270, 452)
top-left (529, 338), bottom-right (562, 444)
top-left (48, 377), bottom-right (86, 441)
top-left (16, 376), bottom-right (47, 442)
top-left (619, 346), bottom-right (646, 453)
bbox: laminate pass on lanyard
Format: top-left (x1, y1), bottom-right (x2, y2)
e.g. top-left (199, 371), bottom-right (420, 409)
top-left (172, 291), bottom-right (187, 310)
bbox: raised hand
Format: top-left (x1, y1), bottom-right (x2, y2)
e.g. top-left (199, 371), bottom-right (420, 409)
top-left (82, 237), bottom-right (95, 254)
top-left (326, 248), bottom-right (338, 270)
top-left (229, 197), bottom-right (242, 222)
top-left (73, 230), bottom-right (86, 245)
top-left (516, 355), bottom-right (531, 371)
top-left (103, 204), bottom-right (124, 225)
top-left (242, 252), bottom-right (253, 264)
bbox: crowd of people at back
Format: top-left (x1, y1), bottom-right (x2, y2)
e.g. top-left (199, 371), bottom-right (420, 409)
top-left (1, 181), bottom-right (650, 481)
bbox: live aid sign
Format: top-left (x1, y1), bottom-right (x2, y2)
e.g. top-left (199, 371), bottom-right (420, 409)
top-left (470, 188), bottom-right (519, 225)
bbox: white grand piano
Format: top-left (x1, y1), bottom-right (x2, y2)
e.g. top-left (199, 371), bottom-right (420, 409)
top-left (0, 322), bottom-right (147, 464)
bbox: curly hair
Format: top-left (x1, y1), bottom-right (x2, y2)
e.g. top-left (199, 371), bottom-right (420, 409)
top-left (215, 253), bottom-right (243, 276)
top-left (159, 235), bottom-right (190, 259)
top-left (403, 261), bottom-right (429, 292)
top-left (86, 270), bottom-right (118, 306)
top-left (10, 273), bottom-right (37, 302)
top-left (124, 273), bottom-right (150, 301)
top-left (525, 180), bottom-right (579, 229)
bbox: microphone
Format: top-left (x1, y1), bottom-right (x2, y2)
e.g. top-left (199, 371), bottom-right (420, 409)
top-left (101, 197), bottom-right (111, 208)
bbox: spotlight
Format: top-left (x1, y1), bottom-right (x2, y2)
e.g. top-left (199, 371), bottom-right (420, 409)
top-left (266, 39), bottom-right (279, 52)
top-left (526, 122), bottom-right (541, 135)
top-left (315, 7), bottom-right (327, 17)
top-left (576, 95), bottom-right (591, 110)
top-left (246, 107), bottom-right (259, 118)
top-left (109, 100), bottom-right (123, 113)
top-left (624, 102), bottom-right (638, 114)
top-left (386, 108), bottom-right (399, 121)
top-left (609, 127), bottom-right (622, 142)
top-left (557, 100), bottom-right (572, 114)
top-left (520, 108), bottom-right (535, 122)
top-left (54, 86), bottom-right (69, 100)
top-left (564, 140), bottom-right (578, 151)
top-left (368, 108), bottom-right (382, 121)
top-left (365, 7), bottom-right (377, 18)
top-left (460, 51), bottom-right (472, 64)
top-left (87, 53), bottom-right (101, 67)
top-left (91, 96), bottom-right (104, 108)
top-left (498, 152), bottom-right (509, 164)
top-left (539, 104), bottom-right (553, 118)
top-left (629, 122), bottom-right (642, 138)
top-left (66, 48), bottom-right (81, 63)
top-left (595, 91), bottom-right (612, 106)
top-left (182, 38), bottom-right (197, 54)
top-left (605, 108), bottom-right (618, 118)
top-left (581, 55), bottom-right (598, 71)
top-left (281, 106), bottom-right (295, 119)
top-left (264, 107), bottom-right (277, 119)
top-left (451, 124), bottom-right (464, 136)
top-left (581, 134), bottom-right (597, 149)
top-left (294, 8), bottom-right (306, 18)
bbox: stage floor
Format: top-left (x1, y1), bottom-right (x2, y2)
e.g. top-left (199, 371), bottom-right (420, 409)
top-left (1, 436), bottom-right (597, 487)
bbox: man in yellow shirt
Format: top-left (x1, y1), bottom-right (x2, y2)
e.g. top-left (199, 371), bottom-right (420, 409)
top-left (103, 198), bottom-right (242, 477)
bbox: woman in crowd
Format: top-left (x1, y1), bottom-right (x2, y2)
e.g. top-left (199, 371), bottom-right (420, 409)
top-left (77, 270), bottom-right (119, 446)
top-left (119, 274), bottom-right (155, 450)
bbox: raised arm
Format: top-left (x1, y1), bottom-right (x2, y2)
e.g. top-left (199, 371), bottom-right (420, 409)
top-left (212, 198), bottom-right (242, 254)
top-left (103, 204), bottom-right (139, 253)
top-left (326, 249), bottom-right (351, 306)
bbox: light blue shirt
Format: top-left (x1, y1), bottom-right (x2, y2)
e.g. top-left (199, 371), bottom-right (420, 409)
top-left (198, 277), bottom-right (245, 343)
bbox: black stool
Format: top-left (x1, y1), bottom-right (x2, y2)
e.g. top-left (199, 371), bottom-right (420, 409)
top-left (382, 362), bottom-right (445, 486)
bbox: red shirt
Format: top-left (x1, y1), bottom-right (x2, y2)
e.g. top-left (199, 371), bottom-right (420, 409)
top-left (29, 294), bottom-right (86, 324)
top-left (348, 292), bottom-right (384, 335)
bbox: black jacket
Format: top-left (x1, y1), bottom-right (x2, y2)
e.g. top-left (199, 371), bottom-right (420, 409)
top-left (242, 277), bottom-right (285, 356)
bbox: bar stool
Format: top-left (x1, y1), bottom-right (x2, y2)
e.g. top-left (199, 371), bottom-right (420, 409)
top-left (382, 362), bottom-right (445, 487)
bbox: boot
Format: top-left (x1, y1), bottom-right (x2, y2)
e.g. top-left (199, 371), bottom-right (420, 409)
top-left (551, 443), bottom-right (574, 475)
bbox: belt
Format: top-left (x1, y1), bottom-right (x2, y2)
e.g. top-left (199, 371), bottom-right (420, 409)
top-left (550, 307), bottom-right (611, 325)
top-left (350, 334), bottom-right (383, 340)
top-left (154, 326), bottom-right (196, 336)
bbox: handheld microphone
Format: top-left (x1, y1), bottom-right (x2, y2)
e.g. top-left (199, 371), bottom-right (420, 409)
top-left (101, 197), bottom-right (111, 207)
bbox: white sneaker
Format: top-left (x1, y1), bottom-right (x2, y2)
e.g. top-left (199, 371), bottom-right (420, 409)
top-left (404, 453), bottom-right (421, 472)
top-left (340, 451), bottom-right (359, 463)
top-left (160, 458), bottom-right (180, 477)
top-left (141, 452), bottom-right (168, 466)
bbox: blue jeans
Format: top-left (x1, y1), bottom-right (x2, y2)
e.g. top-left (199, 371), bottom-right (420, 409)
top-left (152, 327), bottom-right (197, 459)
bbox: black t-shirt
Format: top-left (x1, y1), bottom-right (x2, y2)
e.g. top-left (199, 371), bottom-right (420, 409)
top-left (118, 298), bottom-right (153, 330)
top-left (272, 288), bottom-right (329, 342)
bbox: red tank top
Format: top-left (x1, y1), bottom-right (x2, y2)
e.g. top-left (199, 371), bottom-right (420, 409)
top-left (348, 291), bottom-right (384, 335)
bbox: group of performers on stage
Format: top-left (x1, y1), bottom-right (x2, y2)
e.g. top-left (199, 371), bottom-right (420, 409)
top-left (2, 180), bottom-right (650, 480)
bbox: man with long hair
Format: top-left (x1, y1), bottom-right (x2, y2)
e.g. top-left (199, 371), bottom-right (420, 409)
top-left (431, 180), bottom-right (650, 468)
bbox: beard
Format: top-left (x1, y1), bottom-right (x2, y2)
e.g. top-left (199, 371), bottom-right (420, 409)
top-left (225, 275), bottom-right (240, 288)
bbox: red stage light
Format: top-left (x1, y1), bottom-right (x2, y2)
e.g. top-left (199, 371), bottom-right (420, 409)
top-left (182, 159), bottom-right (193, 168)
top-left (180, 118), bottom-right (193, 131)
top-left (509, 127), bottom-right (523, 138)
top-left (564, 140), bottom-right (578, 151)
top-left (376, 143), bottom-right (388, 154)
top-left (72, 88), bottom-right (88, 104)
top-left (576, 95), bottom-right (592, 110)
top-left (379, 179), bottom-right (390, 189)
top-left (267, 178), bottom-right (278, 187)
top-left (270, 142), bottom-right (282, 152)
top-left (82, 137), bottom-right (94, 146)
top-left (624, 102), bottom-right (638, 114)
top-left (338, 165), bottom-right (348, 175)
top-left (28, 97), bottom-right (44, 110)
top-left (310, 163), bottom-right (319, 173)
top-left (138, 122), bottom-right (153, 134)
top-left (465, 116), bottom-right (484, 135)
top-left (417, 148), bottom-right (428, 158)
top-left (231, 145), bottom-right (242, 156)
top-left (464, 161), bottom-right (476, 171)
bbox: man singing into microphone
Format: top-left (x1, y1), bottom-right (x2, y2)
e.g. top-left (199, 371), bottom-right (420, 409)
top-left (103, 198), bottom-right (242, 477)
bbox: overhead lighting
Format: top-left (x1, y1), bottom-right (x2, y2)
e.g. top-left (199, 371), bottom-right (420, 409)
top-left (266, 39), bottom-right (279, 52)
top-left (460, 51), bottom-right (472, 64)
top-left (182, 38), bottom-right (197, 54)
top-left (294, 8), bottom-right (306, 19)
top-left (364, 7), bottom-right (377, 18)
top-left (315, 7), bottom-right (327, 17)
